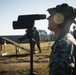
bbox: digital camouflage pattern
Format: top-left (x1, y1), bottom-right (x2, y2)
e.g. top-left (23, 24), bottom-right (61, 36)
top-left (49, 32), bottom-right (76, 75)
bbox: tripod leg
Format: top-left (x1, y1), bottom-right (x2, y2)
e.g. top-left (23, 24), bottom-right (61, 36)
top-left (28, 39), bottom-right (36, 75)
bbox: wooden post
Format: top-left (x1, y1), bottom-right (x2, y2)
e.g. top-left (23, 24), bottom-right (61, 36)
top-left (2, 40), bottom-right (8, 56)
top-left (4, 40), bottom-right (7, 53)
top-left (15, 46), bottom-right (17, 55)
top-left (15, 46), bottom-right (20, 55)
top-left (0, 44), bottom-right (2, 56)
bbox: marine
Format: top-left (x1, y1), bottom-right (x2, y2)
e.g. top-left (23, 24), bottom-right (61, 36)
top-left (47, 3), bottom-right (76, 75)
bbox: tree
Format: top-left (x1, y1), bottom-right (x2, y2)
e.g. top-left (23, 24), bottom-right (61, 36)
top-left (38, 30), bottom-right (47, 41)
top-left (38, 30), bottom-right (56, 41)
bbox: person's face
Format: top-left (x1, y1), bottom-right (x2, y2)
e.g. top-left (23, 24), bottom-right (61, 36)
top-left (47, 12), bottom-right (64, 31)
top-left (47, 13), bottom-right (58, 31)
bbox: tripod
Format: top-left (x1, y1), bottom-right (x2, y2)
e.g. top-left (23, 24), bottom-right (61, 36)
top-left (26, 29), bottom-right (36, 75)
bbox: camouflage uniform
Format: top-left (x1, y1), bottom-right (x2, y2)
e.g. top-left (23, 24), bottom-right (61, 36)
top-left (72, 26), bottom-right (76, 75)
top-left (33, 27), bottom-right (41, 53)
top-left (49, 32), bottom-right (76, 75)
top-left (73, 26), bottom-right (76, 39)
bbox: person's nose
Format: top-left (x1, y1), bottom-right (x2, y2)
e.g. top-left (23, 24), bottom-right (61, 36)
top-left (47, 16), bottom-right (51, 20)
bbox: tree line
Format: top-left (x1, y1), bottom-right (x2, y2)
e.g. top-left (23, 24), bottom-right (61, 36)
top-left (38, 28), bottom-right (75, 41)
top-left (38, 30), bottom-right (56, 41)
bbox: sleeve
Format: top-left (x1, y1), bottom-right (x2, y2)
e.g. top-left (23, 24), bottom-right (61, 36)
top-left (55, 39), bottom-right (75, 68)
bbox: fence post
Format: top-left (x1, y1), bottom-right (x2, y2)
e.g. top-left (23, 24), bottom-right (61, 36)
top-left (4, 40), bottom-right (7, 53)
top-left (0, 44), bottom-right (2, 56)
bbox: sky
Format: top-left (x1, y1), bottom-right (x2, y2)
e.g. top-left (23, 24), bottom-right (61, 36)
top-left (0, 0), bottom-right (76, 36)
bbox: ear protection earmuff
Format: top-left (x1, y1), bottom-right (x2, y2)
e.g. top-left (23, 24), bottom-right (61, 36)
top-left (53, 13), bottom-right (64, 24)
top-left (53, 13), bottom-right (65, 28)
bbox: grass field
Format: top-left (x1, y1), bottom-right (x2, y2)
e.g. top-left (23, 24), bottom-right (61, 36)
top-left (0, 41), bottom-right (54, 75)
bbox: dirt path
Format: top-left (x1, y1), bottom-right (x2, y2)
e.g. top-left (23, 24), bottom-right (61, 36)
top-left (0, 62), bottom-right (40, 75)
top-left (1, 62), bottom-right (40, 66)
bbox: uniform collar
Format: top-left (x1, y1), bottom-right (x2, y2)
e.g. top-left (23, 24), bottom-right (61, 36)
top-left (55, 32), bottom-right (68, 42)
top-left (51, 32), bottom-right (68, 49)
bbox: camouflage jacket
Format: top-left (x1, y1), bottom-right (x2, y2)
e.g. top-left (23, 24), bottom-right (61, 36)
top-left (33, 30), bottom-right (40, 41)
top-left (49, 32), bottom-right (76, 73)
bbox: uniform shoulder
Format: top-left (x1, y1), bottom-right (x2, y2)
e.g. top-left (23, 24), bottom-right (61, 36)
top-left (65, 33), bottom-right (76, 45)
top-left (58, 38), bottom-right (69, 47)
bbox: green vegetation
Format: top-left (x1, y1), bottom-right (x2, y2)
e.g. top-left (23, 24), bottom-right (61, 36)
top-left (0, 41), bottom-right (54, 75)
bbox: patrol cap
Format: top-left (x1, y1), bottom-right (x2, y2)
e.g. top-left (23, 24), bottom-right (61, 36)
top-left (47, 3), bottom-right (76, 24)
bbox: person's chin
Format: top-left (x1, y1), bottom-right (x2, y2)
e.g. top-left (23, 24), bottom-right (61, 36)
top-left (48, 26), bottom-right (51, 30)
top-left (48, 26), bottom-right (53, 31)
